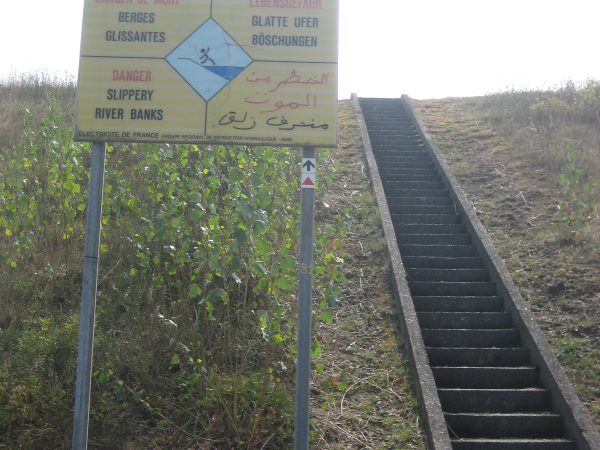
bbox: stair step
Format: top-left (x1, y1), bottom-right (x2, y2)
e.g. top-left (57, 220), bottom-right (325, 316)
top-left (372, 129), bottom-right (419, 134)
top-left (378, 154), bottom-right (432, 163)
top-left (363, 116), bottom-right (411, 121)
top-left (422, 329), bottom-right (520, 348)
top-left (413, 296), bottom-right (504, 312)
top-left (382, 175), bottom-right (443, 185)
top-left (393, 214), bottom-right (462, 225)
top-left (407, 267), bottom-right (487, 282)
top-left (376, 150), bottom-right (430, 158)
top-left (387, 189), bottom-right (451, 198)
top-left (365, 118), bottom-right (413, 124)
top-left (399, 234), bottom-right (471, 247)
top-left (392, 198), bottom-right (453, 207)
top-left (378, 160), bottom-right (432, 169)
top-left (376, 159), bottom-right (435, 173)
top-left (427, 347), bottom-right (529, 367)
top-left (418, 312), bottom-right (511, 328)
top-left (396, 223), bottom-right (464, 234)
top-left (370, 129), bottom-right (417, 134)
top-left (371, 137), bottom-right (422, 144)
top-left (391, 205), bottom-right (456, 216)
top-left (391, 204), bottom-right (456, 214)
top-left (373, 143), bottom-right (423, 149)
top-left (371, 133), bottom-right (421, 138)
top-left (409, 281), bottom-right (497, 297)
top-left (378, 161), bottom-right (435, 170)
top-left (403, 256), bottom-right (483, 269)
top-left (451, 438), bottom-right (575, 450)
top-left (372, 143), bottom-right (426, 151)
top-left (380, 168), bottom-right (437, 177)
top-left (367, 121), bottom-right (414, 125)
top-left (439, 388), bottom-right (551, 413)
top-left (375, 150), bottom-right (426, 157)
top-left (433, 367), bottom-right (539, 389)
top-left (368, 124), bottom-right (415, 128)
top-left (368, 120), bottom-right (416, 125)
top-left (445, 412), bottom-right (564, 438)
top-left (379, 173), bottom-right (441, 183)
top-left (399, 245), bottom-right (477, 258)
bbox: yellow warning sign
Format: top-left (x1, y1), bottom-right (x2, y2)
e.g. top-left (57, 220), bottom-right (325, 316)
top-left (75, 0), bottom-right (338, 147)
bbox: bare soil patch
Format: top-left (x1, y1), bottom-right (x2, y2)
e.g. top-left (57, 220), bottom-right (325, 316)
top-left (309, 100), bottom-right (425, 449)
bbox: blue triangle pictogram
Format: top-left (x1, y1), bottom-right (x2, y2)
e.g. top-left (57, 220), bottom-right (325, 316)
top-left (204, 66), bottom-right (246, 81)
top-left (165, 18), bottom-right (253, 102)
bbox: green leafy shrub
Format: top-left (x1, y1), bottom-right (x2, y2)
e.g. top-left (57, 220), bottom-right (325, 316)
top-left (0, 315), bottom-right (78, 447)
top-left (556, 142), bottom-right (597, 238)
top-left (0, 94), bottom-right (345, 448)
top-left (0, 99), bottom-right (89, 270)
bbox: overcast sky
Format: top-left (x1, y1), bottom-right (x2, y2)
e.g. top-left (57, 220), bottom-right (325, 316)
top-left (1, 1), bottom-right (599, 99)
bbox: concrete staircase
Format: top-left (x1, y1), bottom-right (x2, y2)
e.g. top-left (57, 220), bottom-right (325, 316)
top-left (357, 97), bottom-right (598, 449)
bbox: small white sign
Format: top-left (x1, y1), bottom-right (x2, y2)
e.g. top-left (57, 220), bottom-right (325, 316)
top-left (301, 158), bottom-right (316, 189)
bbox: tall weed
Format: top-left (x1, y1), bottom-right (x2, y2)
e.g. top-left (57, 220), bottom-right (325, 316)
top-left (556, 142), bottom-right (597, 238)
top-left (476, 80), bottom-right (600, 242)
top-left (0, 91), bottom-right (345, 448)
top-left (478, 80), bottom-right (600, 175)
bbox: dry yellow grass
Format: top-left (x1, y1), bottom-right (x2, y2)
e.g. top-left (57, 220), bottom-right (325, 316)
top-left (0, 73), bottom-right (76, 147)
top-left (413, 84), bottom-right (600, 427)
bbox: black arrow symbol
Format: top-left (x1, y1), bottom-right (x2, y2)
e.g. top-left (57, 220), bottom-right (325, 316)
top-left (302, 160), bottom-right (315, 171)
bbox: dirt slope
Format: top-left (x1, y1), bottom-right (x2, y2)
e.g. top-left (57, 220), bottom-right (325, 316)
top-left (309, 100), bottom-right (425, 449)
top-left (412, 97), bottom-right (600, 429)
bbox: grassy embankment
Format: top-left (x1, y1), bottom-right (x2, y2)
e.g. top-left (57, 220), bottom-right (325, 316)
top-left (0, 75), bottom-right (425, 449)
top-left (413, 80), bottom-right (600, 428)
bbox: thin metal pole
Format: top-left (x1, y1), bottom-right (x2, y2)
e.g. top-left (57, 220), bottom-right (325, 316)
top-left (294, 147), bottom-right (316, 450)
top-left (72, 141), bottom-right (107, 450)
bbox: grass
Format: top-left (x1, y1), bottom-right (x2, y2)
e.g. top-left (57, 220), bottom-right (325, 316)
top-left (0, 78), bottom-right (425, 448)
top-left (9, 72), bottom-right (596, 445)
top-left (412, 80), bottom-right (600, 428)
top-left (478, 81), bottom-right (600, 173)
top-left (309, 102), bottom-right (424, 449)
top-left (0, 72), bottom-right (76, 148)
top-left (0, 76), bottom-right (315, 448)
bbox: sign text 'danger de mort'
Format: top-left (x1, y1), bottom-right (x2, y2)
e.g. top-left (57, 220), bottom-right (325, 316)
top-left (75, 0), bottom-right (338, 146)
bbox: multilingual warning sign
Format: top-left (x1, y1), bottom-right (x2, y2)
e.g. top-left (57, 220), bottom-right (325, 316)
top-left (74, 0), bottom-right (338, 147)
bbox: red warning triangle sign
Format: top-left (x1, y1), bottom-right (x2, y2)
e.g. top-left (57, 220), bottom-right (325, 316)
top-left (302, 176), bottom-right (315, 187)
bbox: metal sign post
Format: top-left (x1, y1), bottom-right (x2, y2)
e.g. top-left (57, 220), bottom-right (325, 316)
top-left (72, 141), bottom-right (107, 450)
top-left (295, 147), bottom-right (316, 450)
top-left (74, 1), bottom-right (337, 446)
